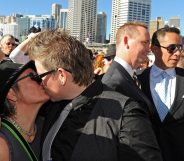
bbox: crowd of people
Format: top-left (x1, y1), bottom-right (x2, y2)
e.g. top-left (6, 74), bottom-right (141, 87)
top-left (0, 22), bottom-right (184, 161)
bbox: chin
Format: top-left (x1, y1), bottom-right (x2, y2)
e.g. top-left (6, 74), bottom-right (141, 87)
top-left (137, 58), bottom-right (144, 64)
top-left (49, 94), bottom-right (58, 102)
top-left (50, 98), bottom-right (58, 102)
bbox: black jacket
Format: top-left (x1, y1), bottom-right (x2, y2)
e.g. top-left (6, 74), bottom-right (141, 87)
top-left (41, 78), bottom-right (162, 161)
top-left (102, 61), bottom-right (156, 124)
top-left (139, 67), bottom-right (184, 161)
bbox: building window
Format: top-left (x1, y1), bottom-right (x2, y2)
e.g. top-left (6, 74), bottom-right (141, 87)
top-left (142, 9), bottom-right (145, 16)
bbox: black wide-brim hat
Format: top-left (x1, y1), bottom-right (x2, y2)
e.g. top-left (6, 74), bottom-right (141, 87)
top-left (0, 59), bottom-right (36, 115)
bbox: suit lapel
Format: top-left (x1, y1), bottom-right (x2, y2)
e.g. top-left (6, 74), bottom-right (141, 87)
top-left (169, 68), bottom-right (184, 115)
top-left (138, 68), bottom-right (154, 104)
top-left (138, 67), bottom-right (161, 123)
top-left (141, 67), bottom-right (184, 123)
top-left (103, 61), bottom-right (144, 100)
top-left (103, 61), bottom-right (158, 122)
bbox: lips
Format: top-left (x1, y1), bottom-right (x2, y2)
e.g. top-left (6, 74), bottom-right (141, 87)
top-left (169, 59), bottom-right (179, 65)
top-left (170, 58), bottom-right (179, 62)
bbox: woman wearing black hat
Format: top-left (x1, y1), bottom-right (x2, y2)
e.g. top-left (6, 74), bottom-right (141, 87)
top-left (0, 60), bottom-right (49, 161)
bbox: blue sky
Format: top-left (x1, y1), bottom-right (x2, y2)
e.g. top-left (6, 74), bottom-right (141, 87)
top-left (0, 0), bottom-right (184, 36)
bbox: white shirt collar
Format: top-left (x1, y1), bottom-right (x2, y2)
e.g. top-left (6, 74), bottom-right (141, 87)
top-left (151, 64), bottom-right (176, 78)
top-left (114, 56), bottom-right (135, 77)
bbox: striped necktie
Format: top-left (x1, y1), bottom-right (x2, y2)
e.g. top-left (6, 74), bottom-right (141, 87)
top-left (133, 72), bottom-right (141, 89)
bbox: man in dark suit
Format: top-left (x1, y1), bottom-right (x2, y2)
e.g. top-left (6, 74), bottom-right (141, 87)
top-left (138, 26), bottom-right (184, 161)
top-left (102, 21), bottom-right (155, 121)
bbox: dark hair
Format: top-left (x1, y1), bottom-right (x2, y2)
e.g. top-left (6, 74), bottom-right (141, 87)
top-left (4, 84), bottom-right (19, 117)
top-left (28, 26), bottom-right (41, 34)
top-left (87, 49), bottom-right (95, 60)
top-left (152, 26), bottom-right (181, 45)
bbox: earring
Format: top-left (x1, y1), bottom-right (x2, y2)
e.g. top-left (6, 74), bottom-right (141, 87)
top-left (61, 80), bottom-right (64, 85)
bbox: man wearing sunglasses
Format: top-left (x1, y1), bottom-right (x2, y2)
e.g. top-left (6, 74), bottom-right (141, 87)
top-left (27, 29), bottom-right (162, 161)
top-left (138, 26), bottom-right (184, 161)
top-left (0, 34), bottom-right (16, 57)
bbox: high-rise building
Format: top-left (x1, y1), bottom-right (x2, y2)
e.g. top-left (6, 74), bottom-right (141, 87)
top-left (16, 16), bottom-right (30, 40)
top-left (110, 0), bottom-right (151, 43)
top-left (96, 12), bottom-right (107, 43)
top-left (0, 15), bottom-right (16, 24)
top-left (149, 17), bottom-right (165, 38)
top-left (0, 22), bottom-right (19, 38)
top-left (169, 16), bottom-right (180, 29)
top-left (59, 9), bottom-right (69, 31)
top-left (52, 3), bottom-right (62, 27)
top-left (29, 15), bottom-right (55, 30)
top-left (67, 0), bottom-right (97, 43)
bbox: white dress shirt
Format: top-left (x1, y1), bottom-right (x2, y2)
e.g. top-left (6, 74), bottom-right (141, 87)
top-left (114, 56), bottom-right (135, 78)
top-left (150, 65), bottom-right (176, 110)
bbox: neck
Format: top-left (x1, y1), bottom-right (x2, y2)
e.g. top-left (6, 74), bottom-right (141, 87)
top-left (7, 103), bottom-right (41, 142)
top-left (15, 102), bottom-right (42, 128)
top-left (63, 83), bottom-right (88, 100)
top-left (7, 117), bottom-right (37, 143)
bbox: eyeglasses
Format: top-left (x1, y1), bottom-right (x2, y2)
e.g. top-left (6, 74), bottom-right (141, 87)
top-left (14, 70), bottom-right (55, 84)
top-left (104, 55), bottom-right (115, 61)
top-left (155, 44), bottom-right (183, 54)
top-left (6, 42), bottom-right (16, 46)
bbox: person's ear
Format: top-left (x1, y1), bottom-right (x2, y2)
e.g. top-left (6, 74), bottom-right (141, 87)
top-left (124, 36), bottom-right (129, 49)
top-left (7, 88), bottom-right (17, 102)
top-left (58, 68), bottom-right (67, 86)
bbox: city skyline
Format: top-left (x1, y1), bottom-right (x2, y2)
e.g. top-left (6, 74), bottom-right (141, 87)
top-left (0, 0), bottom-right (184, 36)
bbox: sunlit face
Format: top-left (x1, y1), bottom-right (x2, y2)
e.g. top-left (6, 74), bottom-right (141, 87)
top-left (34, 60), bottom-right (62, 101)
top-left (128, 26), bottom-right (150, 69)
top-left (15, 68), bottom-right (49, 105)
top-left (0, 37), bottom-right (16, 55)
top-left (152, 32), bottom-right (182, 70)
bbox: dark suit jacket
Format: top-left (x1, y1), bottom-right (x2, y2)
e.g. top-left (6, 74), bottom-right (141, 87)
top-left (138, 66), bottom-right (184, 161)
top-left (102, 61), bottom-right (156, 123)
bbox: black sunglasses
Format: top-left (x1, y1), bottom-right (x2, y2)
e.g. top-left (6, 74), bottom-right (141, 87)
top-left (14, 70), bottom-right (55, 84)
top-left (6, 42), bottom-right (16, 46)
top-left (104, 55), bottom-right (115, 61)
top-left (154, 44), bottom-right (183, 54)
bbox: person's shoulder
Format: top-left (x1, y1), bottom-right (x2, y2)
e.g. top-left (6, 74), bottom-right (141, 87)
top-left (96, 88), bottom-right (146, 116)
top-left (140, 66), bottom-right (151, 75)
top-left (39, 100), bottom-right (68, 116)
top-left (176, 67), bottom-right (184, 77)
top-left (101, 85), bottom-right (129, 100)
top-left (137, 67), bottom-right (151, 80)
top-left (0, 134), bottom-right (10, 160)
top-left (99, 86), bottom-right (139, 108)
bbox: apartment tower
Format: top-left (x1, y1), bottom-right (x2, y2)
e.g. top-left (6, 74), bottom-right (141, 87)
top-left (52, 3), bottom-right (62, 27)
top-left (169, 16), bottom-right (180, 29)
top-left (96, 11), bottom-right (107, 43)
top-left (59, 9), bottom-right (69, 30)
top-left (149, 17), bottom-right (165, 38)
top-left (110, 0), bottom-right (151, 43)
top-left (67, 0), bottom-right (97, 43)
